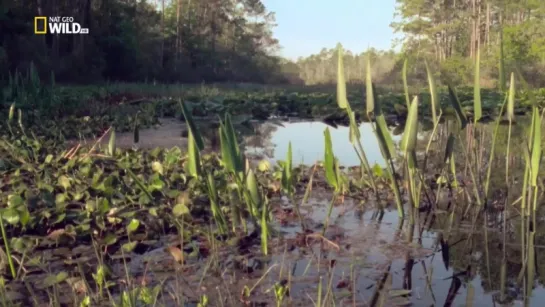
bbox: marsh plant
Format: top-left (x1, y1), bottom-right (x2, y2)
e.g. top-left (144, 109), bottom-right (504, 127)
top-left (333, 42), bottom-right (543, 246)
top-left (1, 39), bottom-right (545, 306)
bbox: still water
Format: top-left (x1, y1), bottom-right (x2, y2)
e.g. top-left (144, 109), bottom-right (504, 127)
top-left (92, 117), bottom-right (544, 306)
top-left (244, 120), bottom-right (403, 167)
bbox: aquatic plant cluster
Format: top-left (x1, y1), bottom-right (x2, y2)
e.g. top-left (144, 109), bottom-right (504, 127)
top-left (0, 45), bottom-right (544, 306)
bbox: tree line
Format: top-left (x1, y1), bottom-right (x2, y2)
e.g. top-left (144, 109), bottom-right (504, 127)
top-left (0, 0), bottom-right (289, 83)
top-left (288, 0), bottom-right (545, 87)
top-left (1, 0), bottom-right (545, 87)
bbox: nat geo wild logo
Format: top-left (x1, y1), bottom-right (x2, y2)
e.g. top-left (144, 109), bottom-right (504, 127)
top-left (34, 16), bottom-right (89, 35)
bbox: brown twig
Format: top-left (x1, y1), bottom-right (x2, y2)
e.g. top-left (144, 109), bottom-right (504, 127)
top-left (63, 145), bottom-right (78, 159)
top-left (83, 127), bottom-right (112, 159)
top-left (67, 143), bottom-right (81, 160)
top-left (305, 233), bottom-right (340, 251)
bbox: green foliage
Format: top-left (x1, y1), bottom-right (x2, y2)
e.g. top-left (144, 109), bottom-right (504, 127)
top-left (439, 56), bottom-right (473, 85)
top-left (393, 0), bottom-right (545, 87)
top-left (1, 0), bottom-right (287, 84)
top-left (336, 44), bottom-right (349, 110)
top-left (507, 73), bottom-right (516, 121)
top-left (424, 60), bottom-right (439, 124)
top-left (294, 48), bottom-right (398, 85)
top-left (400, 96), bottom-right (419, 154)
top-left (280, 142), bottom-right (293, 195)
top-left (323, 128), bottom-right (339, 192)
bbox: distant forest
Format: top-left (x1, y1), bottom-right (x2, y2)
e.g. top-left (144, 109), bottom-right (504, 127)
top-left (1, 0), bottom-right (545, 87)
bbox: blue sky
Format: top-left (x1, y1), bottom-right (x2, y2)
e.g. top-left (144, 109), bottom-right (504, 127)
top-left (263, 0), bottom-right (401, 60)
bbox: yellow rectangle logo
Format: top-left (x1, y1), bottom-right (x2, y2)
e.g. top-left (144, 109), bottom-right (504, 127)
top-left (34, 17), bottom-right (47, 34)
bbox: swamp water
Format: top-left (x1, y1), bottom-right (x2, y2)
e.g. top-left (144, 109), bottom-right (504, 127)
top-left (244, 121), bottom-right (403, 167)
top-left (52, 118), bottom-right (545, 306)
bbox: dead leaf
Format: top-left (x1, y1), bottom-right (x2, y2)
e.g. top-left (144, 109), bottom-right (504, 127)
top-left (336, 279), bottom-right (349, 289)
top-left (47, 229), bottom-right (66, 240)
top-left (166, 246), bottom-right (184, 263)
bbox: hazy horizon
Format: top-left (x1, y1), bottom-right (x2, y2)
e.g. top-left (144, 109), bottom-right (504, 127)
top-left (263, 0), bottom-right (401, 60)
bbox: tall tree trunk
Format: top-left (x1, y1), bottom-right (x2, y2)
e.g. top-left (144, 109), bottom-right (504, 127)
top-left (176, 0), bottom-right (181, 69)
top-left (485, 1), bottom-right (490, 53)
top-left (160, 0), bottom-right (165, 69)
top-left (51, 0), bottom-right (59, 65)
top-left (79, 0), bottom-right (92, 60)
top-left (477, 0), bottom-right (481, 57)
top-left (470, 0), bottom-right (476, 59)
top-left (469, 0), bottom-right (473, 58)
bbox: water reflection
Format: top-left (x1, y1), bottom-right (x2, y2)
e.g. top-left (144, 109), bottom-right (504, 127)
top-left (271, 202), bottom-right (545, 306)
top-left (245, 120), bottom-right (404, 166)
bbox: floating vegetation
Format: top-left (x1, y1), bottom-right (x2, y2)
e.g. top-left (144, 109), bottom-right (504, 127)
top-left (1, 51), bottom-right (545, 306)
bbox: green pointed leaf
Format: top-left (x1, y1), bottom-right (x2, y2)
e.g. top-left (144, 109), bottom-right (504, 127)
top-left (219, 114), bottom-right (243, 175)
top-left (444, 134), bottom-right (456, 164)
top-left (346, 105), bottom-right (360, 144)
top-left (530, 107), bottom-right (541, 187)
top-left (323, 128), bottom-right (338, 190)
top-left (425, 61), bottom-right (439, 124)
top-left (400, 96), bottom-right (419, 154)
top-left (402, 58), bottom-right (410, 109)
top-left (186, 130), bottom-right (202, 178)
top-left (219, 125), bottom-right (234, 173)
top-left (365, 55), bottom-right (374, 115)
top-left (246, 168), bottom-right (262, 207)
top-left (373, 83), bottom-right (396, 160)
top-left (206, 172), bottom-right (227, 232)
top-left (375, 114), bottom-right (396, 160)
top-left (8, 103), bottom-right (15, 123)
top-left (447, 85), bottom-right (467, 130)
top-left (108, 130), bottom-right (116, 156)
top-left (336, 44), bottom-right (348, 110)
top-left (17, 109), bottom-right (24, 132)
top-left (180, 100), bottom-right (204, 150)
top-left (506, 72), bottom-right (515, 122)
top-left (281, 142), bottom-right (293, 194)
